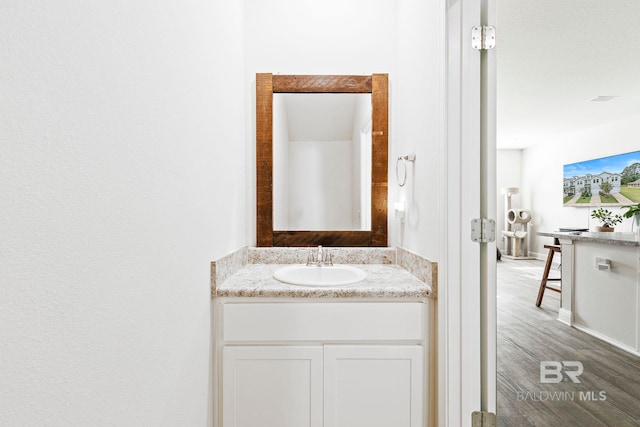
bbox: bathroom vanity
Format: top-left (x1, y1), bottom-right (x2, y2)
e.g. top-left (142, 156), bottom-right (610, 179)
top-left (211, 247), bottom-right (436, 427)
top-left (217, 73), bottom-right (438, 426)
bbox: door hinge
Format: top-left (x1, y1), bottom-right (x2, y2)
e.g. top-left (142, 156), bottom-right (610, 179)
top-left (472, 411), bottom-right (497, 427)
top-left (471, 218), bottom-right (496, 243)
top-left (471, 25), bottom-right (496, 50)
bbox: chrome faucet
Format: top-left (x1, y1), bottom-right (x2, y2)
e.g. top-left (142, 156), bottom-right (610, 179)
top-left (306, 245), bottom-right (332, 266)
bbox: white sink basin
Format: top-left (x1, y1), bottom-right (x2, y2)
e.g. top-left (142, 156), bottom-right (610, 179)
top-left (273, 264), bottom-right (366, 287)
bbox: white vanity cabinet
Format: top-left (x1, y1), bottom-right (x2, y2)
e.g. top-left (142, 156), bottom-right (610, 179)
top-left (222, 346), bottom-right (324, 427)
top-left (215, 299), bottom-right (428, 427)
top-left (323, 345), bottom-right (423, 427)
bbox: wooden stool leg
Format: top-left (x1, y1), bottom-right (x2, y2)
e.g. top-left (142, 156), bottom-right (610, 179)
top-left (536, 248), bottom-right (555, 307)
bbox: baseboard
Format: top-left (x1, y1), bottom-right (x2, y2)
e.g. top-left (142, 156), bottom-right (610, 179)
top-left (501, 255), bottom-right (536, 260)
top-left (530, 251), bottom-right (545, 261)
top-left (557, 308), bottom-right (573, 326)
top-left (572, 323), bottom-right (640, 357)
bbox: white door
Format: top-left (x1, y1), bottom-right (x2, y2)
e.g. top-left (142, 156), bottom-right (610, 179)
top-left (479, 0), bottom-right (498, 416)
top-left (222, 346), bottom-right (323, 427)
top-left (323, 345), bottom-right (424, 427)
top-left (443, 0), bottom-right (497, 424)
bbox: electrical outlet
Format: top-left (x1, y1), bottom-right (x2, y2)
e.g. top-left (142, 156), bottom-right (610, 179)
top-left (595, 258), bottom-right (611, 272)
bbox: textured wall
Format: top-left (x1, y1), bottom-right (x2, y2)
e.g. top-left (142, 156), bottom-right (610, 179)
top-left (0, 0), bottom-right (245, 425)
top-left (0, 0), bottom-right (446, 423)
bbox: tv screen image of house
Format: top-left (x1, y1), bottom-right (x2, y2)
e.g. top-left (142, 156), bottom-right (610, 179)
top-left (563, 150), bottom-right (640, 207)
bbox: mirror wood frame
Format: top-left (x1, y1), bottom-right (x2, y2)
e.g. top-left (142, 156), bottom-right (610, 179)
top-left (256, 73), bottom-right (388, 247)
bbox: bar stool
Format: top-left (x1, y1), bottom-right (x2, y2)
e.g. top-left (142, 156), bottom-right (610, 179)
top-left (536, 240), bottom-right (561, 307)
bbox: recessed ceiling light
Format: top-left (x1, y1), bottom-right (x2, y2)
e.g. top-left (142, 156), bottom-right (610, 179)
top-left (589, 96), bottom-right (619, 102)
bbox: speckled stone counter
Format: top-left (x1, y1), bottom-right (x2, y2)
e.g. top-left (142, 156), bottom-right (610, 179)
top-left (537, 231), bottom-right (640, 247)
top-left (211, 247), bottom-right (436, 299)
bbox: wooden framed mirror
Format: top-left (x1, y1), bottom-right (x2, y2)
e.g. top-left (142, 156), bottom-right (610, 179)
top-left (256, 73), bottom-right (388, 247)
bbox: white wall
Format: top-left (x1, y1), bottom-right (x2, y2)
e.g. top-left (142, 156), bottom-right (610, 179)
top-left (0, 0), bottom-right (448, 423)
top-left (0, 1), bottom-right (247, 425)
top-left (244, 0), bottom-right (445, 260)
top-left (496, 150), bottom-right (523, 251)
top-left (521, 114), bottom-right (640, 256)
top-left (352, 96), bottom-right (372, 230)
top-left (286, 140), bottom-right (353, 229)
top-left (273, 95), bottom-right (290, 230)
top-left (391, 0), bottom-right (445, 260)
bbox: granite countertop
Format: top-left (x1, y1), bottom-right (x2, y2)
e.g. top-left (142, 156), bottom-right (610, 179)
top-left (211, 247), bottom-right (436, 299)
top-left (216, 263), bottom-right (432, 298)
top-left (537, 231), bottom-right (640, 247)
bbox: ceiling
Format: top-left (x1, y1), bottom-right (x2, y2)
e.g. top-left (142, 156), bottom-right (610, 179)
top-left (497, 0), bottom-right (640, 149)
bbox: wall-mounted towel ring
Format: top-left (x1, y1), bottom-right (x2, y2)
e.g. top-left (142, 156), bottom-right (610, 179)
top-left (396, 154), bottom-right (416, 187)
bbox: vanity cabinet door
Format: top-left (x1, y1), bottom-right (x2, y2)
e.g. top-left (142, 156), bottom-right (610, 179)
top-left (222, 346), bottom-right (323, 427)
top-left (324, 345), bottom-right (424, 427)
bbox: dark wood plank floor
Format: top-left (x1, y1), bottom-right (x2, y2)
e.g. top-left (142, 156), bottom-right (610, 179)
top-left (497, 258), bottom-right (640, 426)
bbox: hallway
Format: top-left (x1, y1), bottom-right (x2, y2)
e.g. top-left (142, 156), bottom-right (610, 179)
top-left (497, 258), bottom-right (640, 426)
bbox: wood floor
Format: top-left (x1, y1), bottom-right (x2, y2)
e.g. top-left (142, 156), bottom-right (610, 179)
top-left (497, 258), bottom-right (640, 426)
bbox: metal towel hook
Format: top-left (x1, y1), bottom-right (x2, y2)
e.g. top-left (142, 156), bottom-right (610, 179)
top-left (396, 154), bottom-right (416, 187)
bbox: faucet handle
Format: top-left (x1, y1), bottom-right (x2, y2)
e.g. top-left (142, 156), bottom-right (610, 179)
top-left (325, 251), bottom-right (333, 266)
top-left (306, 247), bottom-right (315, 266)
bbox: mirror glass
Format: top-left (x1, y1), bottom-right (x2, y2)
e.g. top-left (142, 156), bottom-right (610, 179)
top-left (273, 93), bottom-right (372, 231)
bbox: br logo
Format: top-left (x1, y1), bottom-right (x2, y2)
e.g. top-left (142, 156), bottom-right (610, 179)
top-left (540, 361), bottom-right (584, 383)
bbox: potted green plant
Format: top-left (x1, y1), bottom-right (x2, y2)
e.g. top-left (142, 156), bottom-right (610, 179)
top-left (621, 202), bottom-right (640, 232)
top-left (590, 207), bottom-right (623, 232)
